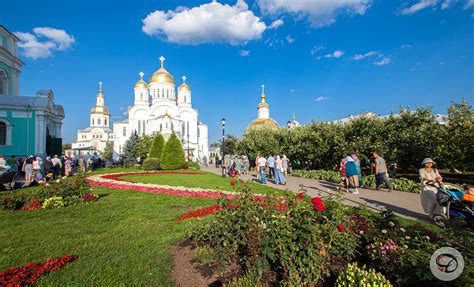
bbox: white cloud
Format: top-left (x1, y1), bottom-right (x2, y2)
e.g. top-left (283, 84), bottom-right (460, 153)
top-left (286, 35), bottom-right (294, 43)
top-left (239, 50), bottom-right (250, 56)
top-left (374, 57), bottom-right (391, 65)
top-left (400, 44), bottom-right (413, 49)
top-left (142, 0), bottom-right (266, 45)
top-left (317, 50), bottom-right (344, 60)
top-left (257, 0), bottom-right (371, 27)
top-left (315, 96), bottom-right (329, 102)
top-left (353, 50), bottom-right (379, 60)
top-left (441, 0), bottom-right (456, 9)
top-left (465, 0), bottom-right (474, 8)
top-left (397, 0), bottom-right (437, 15)
top-left (269, 19), bottom-right (284, 29)
top-left (14, 27), bottom-right (75, 59)
top-left (310, 44), bottom-right (325, 55)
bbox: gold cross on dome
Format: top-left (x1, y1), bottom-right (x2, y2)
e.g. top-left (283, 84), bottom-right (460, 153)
top-left (139, 71), bottom-right (144, 80)
top-left (99, 81), bottom-right (103, 91)
top-left (182, 75), bottom-right (187, 83)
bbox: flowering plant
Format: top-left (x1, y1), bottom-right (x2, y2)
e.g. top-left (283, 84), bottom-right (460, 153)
top-left (0, 254), bottom-right (78, 286)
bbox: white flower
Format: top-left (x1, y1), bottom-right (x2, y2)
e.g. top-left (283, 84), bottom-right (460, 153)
top-left (404, 245), bottom-right (408, 249)
top-left (388, 221), bottom-right (395, 228)
top-left (405, 236), bottom-right (411, 240)
top-left (381, 229), bottom-right (387, 234)
top-left (400, 228), bottom-right (406, 233)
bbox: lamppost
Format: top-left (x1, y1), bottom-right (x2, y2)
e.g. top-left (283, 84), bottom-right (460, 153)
top-left (287, 121), bottom-right (292, 141)
top-left (221, 118), bottom-right (226, 177)
top-left (187, 133), bottom-right (190, 162)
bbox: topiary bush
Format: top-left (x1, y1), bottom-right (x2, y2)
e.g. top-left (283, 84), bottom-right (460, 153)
top-left (149, 133), bottom-right (165, 159)
top-left (336, 263), bottom-right (392, 286)
top-left (160, 133), bottom-right (186, 170)
top-left (143, 157), bottom-right (160, 171)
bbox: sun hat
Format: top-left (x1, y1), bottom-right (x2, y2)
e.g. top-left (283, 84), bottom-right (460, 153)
top-left (421, 158), bottom-right (435, 165)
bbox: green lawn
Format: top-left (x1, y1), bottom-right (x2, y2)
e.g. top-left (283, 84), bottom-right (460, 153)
top-left (0, 169), bottom-right (283, 286)
top-left (120, 171), bottom-right (285, 195)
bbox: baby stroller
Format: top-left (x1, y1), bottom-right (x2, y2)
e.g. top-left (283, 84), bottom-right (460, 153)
top-left (429, 182), bottom-right (473, 228)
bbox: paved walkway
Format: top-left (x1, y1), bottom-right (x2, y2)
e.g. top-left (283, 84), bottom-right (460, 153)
top-left (203, 166), bottom-right (428, 222)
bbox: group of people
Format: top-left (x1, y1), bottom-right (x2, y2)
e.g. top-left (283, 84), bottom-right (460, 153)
top-left (256, 154), bottom-right (289, 185)
top-left (338, 152), bottom-right (394, 195)
top-left (224, 155), bottom-right (251, 176)
top-left (0, 153), bottom-right (105, 187)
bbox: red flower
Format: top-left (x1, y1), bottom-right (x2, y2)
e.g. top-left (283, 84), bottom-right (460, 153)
top-left (230, 181), bottom-right (236, 186)
top-left (337, 224), bottom-right (345, 232)
top-left (278, 203), bottom-right (289, 211)
top-left (176, 205), bottom-right (222, 221)
top-left (311, 197), bottom-right (325, 212)
top-left (298, 193), bottom-right (304, 199)
top-left (0, 254), bottom-right (78, 286)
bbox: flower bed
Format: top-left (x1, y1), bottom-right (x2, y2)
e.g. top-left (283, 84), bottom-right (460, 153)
top-left (87, 172), bottom-right (247, 199)
top-left (0, 254), bottom-right (78, 286)
top-left (292, 169), bottom-right (420, 193)
top-left (189, 180), bottom-right (473, 286)
top-left (1, 174), bottom-right (98, 211)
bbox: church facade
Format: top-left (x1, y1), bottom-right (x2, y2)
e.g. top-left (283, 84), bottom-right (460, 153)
top-left (71, 82), bottom-right (113, 154)
top-left (113, 56), bottom-right (208, 161)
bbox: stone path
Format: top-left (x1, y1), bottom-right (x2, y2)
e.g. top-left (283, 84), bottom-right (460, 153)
top-left (203, 166), bottom-right (429, 222)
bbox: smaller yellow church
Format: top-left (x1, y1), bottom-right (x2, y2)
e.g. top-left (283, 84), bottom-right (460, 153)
top-left (246, 85), bottom-right (280, 132)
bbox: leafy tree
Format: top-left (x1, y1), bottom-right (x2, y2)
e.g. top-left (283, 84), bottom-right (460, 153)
top-left (149, 133), bottom-right (165, 159)
top-left (122, 131), bottom-right (140, 166)
top-left (137, 134), bottom-right (152, 161)
top-left (160, 133), bottom-right (186, 170)
top-left (444, 99), bottom-right (473, 171)
top-left (102, 141), bottom-right (114, 161)
top-left (220, 134), bottom-right (239, 155)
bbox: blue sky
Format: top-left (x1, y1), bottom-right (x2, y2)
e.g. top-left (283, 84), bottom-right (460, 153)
top-left (2, 0), bottom-right (473, 143)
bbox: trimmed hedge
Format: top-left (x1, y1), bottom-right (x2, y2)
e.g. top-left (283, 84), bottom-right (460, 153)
top-left (143, 157), bottom-right (160, 171)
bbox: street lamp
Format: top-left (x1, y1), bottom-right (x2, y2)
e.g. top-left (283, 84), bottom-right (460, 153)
top-left (221, 118), bottom-right (226, 177)
top-left (287, 120), bottom-right (292, 141)
top-left (187, 133), bottom-right (190, 162)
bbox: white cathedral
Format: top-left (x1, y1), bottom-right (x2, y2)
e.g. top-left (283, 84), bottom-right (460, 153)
top-left (72, 56), bottom-right (209, 161)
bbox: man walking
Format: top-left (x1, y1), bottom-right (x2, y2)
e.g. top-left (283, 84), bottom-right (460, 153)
top-left (373, 152), bottom-right (394, 192)
top-left (258, 154), bottom-right (267, 184)
top-left (267, 155), bottom-right (275, 179)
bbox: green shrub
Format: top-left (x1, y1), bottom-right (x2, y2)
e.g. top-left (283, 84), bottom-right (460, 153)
top-left (228, 272), bottom-right (259, 287)
top-left (143, 157), bottom-right (160, 171)
top-left (186, 161), bottom-right (201, 170)
top-left (42, 196), bottom-right (65, 209)
top-left (160, 133), bottom-right (186, 170)
top-left (191, 184), bottom-right (359, 286)
top-left (149, 133), bottom-right (165, 159)
top-left (336, 263), bottom-right (392, 287)
top-left (196, 246), bottom-right (216, 264)
top-left (63, 195), bottom-right (82, 206)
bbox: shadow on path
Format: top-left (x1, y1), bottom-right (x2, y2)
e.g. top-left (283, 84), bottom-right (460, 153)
top-left (360, 197), bottom-right (429, 222)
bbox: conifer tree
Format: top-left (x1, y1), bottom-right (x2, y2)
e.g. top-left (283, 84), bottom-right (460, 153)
top-left (122, 131), bottom-right (140, 166)
top-left (160, 133), bottom-right (186, 170)
top-left (149, 133), bottom-right (165, 159)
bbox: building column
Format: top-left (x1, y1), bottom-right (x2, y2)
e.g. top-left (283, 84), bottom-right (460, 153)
top-left (35, 112), bottom-right (47, 156)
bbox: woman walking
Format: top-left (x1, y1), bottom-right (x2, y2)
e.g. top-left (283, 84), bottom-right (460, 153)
top-left (282, 155), bottom-right (289, 176)
top-left (274, 155), bottom-right (287, 185)
top-left (351, 153), bottom-right (362, 184)
top-left (345, 156), bottom-right (360, 194)
top-left (419, 158), bottom-right (444, 220)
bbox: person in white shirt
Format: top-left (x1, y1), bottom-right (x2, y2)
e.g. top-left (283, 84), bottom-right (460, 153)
top-left (257, 154), bottom-right (267, 184)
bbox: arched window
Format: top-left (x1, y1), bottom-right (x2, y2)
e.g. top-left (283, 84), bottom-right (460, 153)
top-left (105, 118), bottom-right (108, 126)
top-left (98, 118), bottom-right (101, 125)
top-left (160, 123), bottom-right (162, 131)
top-left (92, 118), bottom-right (95, 125)
top-left (0, 122), bottom-right (6, 145)
top-left (0, 70), bottom-right (7, 95)
top-left (123, 127), bottom-right (126, 137)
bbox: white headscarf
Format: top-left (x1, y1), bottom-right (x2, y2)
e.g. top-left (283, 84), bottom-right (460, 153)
top-left (346, 156), bottom-right (354, 162)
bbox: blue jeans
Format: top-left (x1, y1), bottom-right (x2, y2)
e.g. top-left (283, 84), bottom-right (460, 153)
top-left (259, 168), bottom-right (267, 184)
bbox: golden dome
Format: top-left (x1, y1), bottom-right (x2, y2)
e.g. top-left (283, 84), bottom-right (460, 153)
top-left (178, 83), bottom-right (191, 92)
top-left (150, 67), bottom-right (174, 85)
top-left (246, 118), bottom-right (280, 132)
top-left (91, 105), bottom-right (110, 115)
top-left (134, 79), bottom-right (148, 89)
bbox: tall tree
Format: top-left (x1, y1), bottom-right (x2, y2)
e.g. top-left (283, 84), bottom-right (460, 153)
top-left (149, 133), bottom-right (165, 159)
top-left (160, 133), bottom-right (186, 170)
top-left (137, 134), bottom-right (152, 160)
top-left (122, 131), bottom-right (140, 166)
top-left (102, 141), bottom-right (114, 161)
top-left (220, 134), bottom-right (238, 155)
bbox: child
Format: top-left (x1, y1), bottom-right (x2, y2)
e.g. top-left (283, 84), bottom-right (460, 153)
top-left (461, 184), bottom-right (474, 207)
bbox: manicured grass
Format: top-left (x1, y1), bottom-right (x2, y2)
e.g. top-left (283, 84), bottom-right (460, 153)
top-left (0, 174), bottom-right (217, 286)
top-left (120, 172), bottom-right (286, 195)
